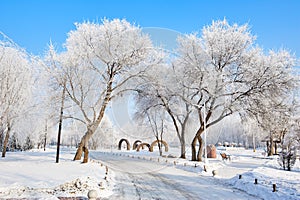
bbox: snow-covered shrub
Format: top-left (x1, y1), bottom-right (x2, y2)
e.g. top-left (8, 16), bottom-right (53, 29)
top-left (23, 136), bottom-right (34, 151)
top-left (9, 132), bottom-right (22, 151)
top-left (278, 147), bottom-right (297, 171)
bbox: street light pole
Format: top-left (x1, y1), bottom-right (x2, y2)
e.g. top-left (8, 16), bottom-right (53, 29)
top-left (203, 102), bottom-right (208, 164)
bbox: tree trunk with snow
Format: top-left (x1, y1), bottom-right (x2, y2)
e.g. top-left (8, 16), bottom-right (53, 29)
top-left (268, 134), bottom-right (275, 156)
top-left (180, 137), bottom-right (186, 159)
top-left (166, 104), bottom-right (188, 159)
top-left (179, 106), bottom-right (191, 159)
top-left (0, 127), bottom-right (3, 150)
top-left (44, 122), bottom-right (47, 152)
top-left (191, 127), bottom-right (204, 161)
top-left (157, 138), bottom-right (163, 157)
top-left (2, 121), bottom-right (11, 158)
top-left (74, 129), bottom-right (93, 161)
top-left (252, 132), bottom-right (256, 152)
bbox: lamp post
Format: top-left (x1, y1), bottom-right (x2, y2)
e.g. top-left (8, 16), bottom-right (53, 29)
top-left (203, 102), bottom-right (208, 164)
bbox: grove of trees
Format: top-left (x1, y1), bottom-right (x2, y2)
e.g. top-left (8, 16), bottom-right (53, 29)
top-left (0, 19), bottom-right (299, 163)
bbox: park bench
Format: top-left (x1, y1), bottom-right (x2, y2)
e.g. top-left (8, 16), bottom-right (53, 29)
top-left (220, 152), bottom-right (231, 161)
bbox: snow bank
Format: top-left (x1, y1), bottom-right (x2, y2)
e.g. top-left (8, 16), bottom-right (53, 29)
top-left (227, 166), bottom-right (300, 200)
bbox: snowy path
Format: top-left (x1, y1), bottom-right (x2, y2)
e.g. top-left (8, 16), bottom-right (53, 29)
top-left (91, 152), bottom-right (260, 200)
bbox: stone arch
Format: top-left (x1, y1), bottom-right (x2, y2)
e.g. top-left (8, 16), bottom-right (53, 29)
top-left (132, 140), bottom-right (142, 150)
top-left (150, 140), bottom-right (169, 152)
top-left (118, 138), bottom-right (130, 150)
top-left (136, 143), bottom-right (151, 152)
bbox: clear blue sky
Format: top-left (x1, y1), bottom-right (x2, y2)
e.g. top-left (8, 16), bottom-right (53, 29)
top-left (0, 0), bottom-right (299, 58)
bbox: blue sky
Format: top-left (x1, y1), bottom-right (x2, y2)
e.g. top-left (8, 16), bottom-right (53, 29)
top-left (0, 0), bottom-right (299, 58)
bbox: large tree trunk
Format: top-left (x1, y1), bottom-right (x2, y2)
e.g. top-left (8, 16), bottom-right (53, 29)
top-left (74, 129), bottom-right (94, 163)
top-left (74, 142), bottom-right (83, 160)
top-left (73, 75), bottom-right (113, 163)
top-left (73, 95), bottom-right (110, 162)
top-left (158, 141), bottom-right (162, 156)
top-left (2, 121), bottom-right (11, 158)
top-left (191, 136), bottom-right (197, 161)
top-left (269, 142), bottom-right (275, 156)
top-left (191, 127), bottom-right (204, 161)
top-left (83, 146), bottom-right (89, 163)
top-left (180, 137), bottom-right (186, 159)
top-left (0, 126), bottom-right (3, 150)
top-left (179, 111), bottom-right (190, 159)
top-left (268, 134), bottom-right (275, 156)
top-left (197, 135), bottom-right (204, 162)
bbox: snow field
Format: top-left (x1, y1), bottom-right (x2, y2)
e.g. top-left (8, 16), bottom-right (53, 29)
top-left (0, 147), bottom-right (114, 199)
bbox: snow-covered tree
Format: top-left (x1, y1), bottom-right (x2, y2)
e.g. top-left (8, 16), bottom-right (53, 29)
top-left (277, 102), bottom-right (299, 171)
top-left (0, 34), bottom-right (34, 157)
top-left (174, 19), bottom-right (298, 161)
top-left (291, 109), bottom-right (300, 150)
top-left (241, 62), bottom-right (299, 156)
top-left (54, 19), bottom-right (158, 162)
top-left (134, 63), bottom-right (194, 158)
top-left (135, 95), bottom-right (169, 156)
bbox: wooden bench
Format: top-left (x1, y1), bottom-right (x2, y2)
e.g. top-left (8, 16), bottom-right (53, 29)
top-left (220, 153), bottom-right (231, 161)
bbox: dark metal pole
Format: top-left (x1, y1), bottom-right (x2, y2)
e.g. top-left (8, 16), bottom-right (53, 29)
top-left (56, 81), bottom-right (66, 163)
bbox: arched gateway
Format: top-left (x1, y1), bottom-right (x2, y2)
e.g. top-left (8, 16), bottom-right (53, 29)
top-left (136, 143), bottom-right (151, 152)
top-left (132, 140), bottom-right (142, 150)
top-left (118, 138), bottom-right (131, 150)
top-left (150, 140), bottom-right (169, 152)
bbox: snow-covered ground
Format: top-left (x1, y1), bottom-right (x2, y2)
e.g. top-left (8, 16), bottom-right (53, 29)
top-left (0, 147), bottom-right (114, 199)
top-left (220, 148), bottom-right (300, 200)
top-left (97, 147), bottom-right (300, 200)
top-left (0, 146), bottom-right (299, 199)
